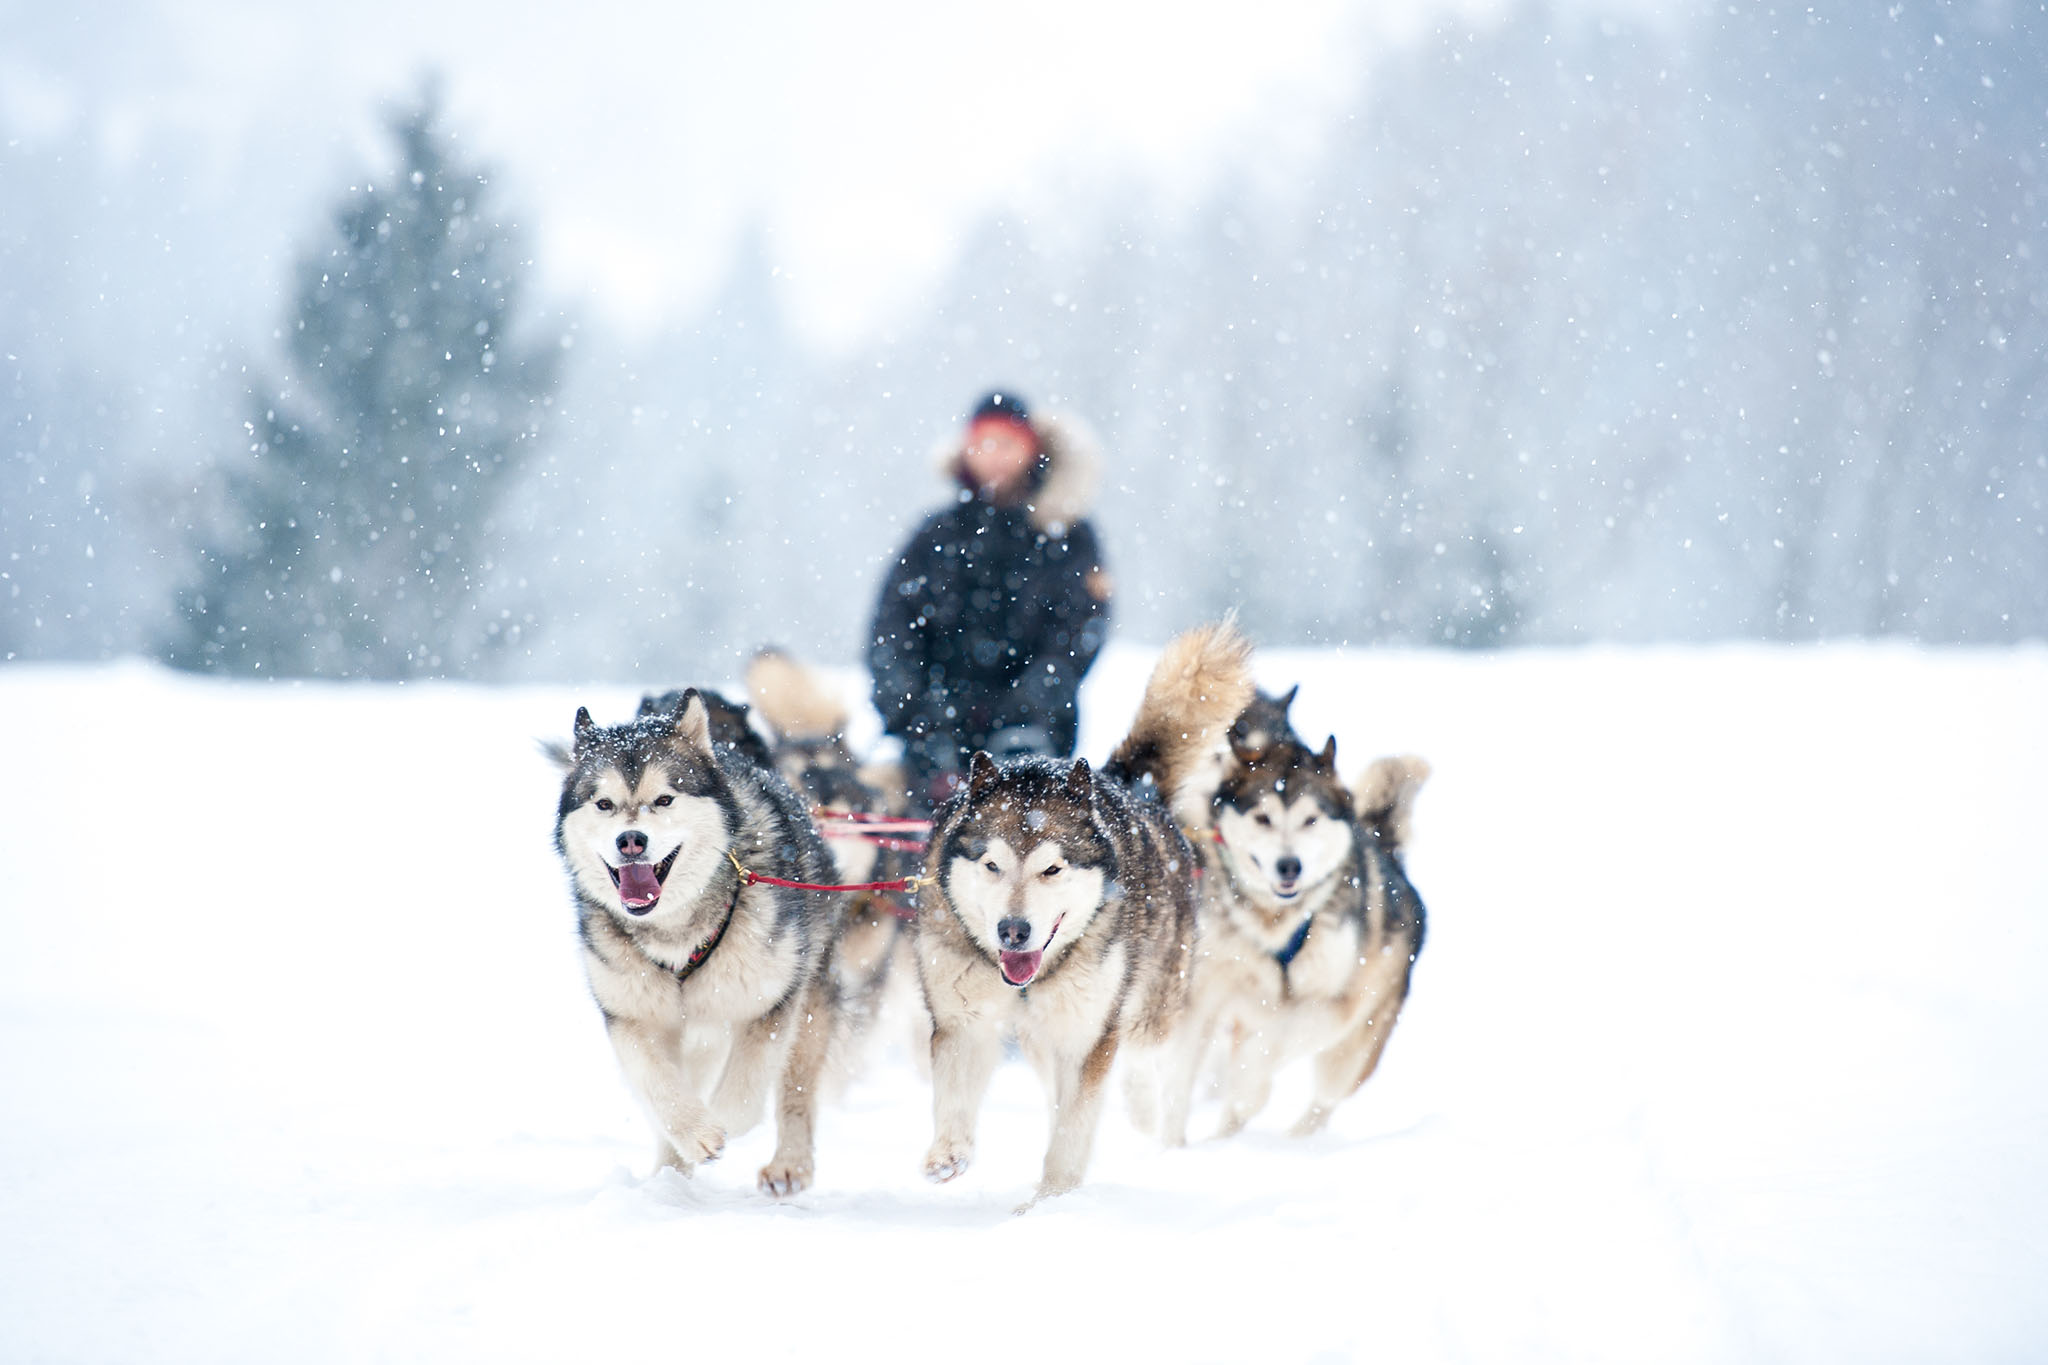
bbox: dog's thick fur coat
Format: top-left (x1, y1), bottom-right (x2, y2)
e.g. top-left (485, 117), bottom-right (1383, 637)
top-left (1169, 716), bottom-right (1429, 1141)
top-left (553, 691), bottom-right (844, 1197)
top-left (913, 622), bottom-right (1254, 1205)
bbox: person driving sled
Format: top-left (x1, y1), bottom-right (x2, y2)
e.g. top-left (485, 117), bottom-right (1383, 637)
top-left (867, 390), bottom-right (1112, 812)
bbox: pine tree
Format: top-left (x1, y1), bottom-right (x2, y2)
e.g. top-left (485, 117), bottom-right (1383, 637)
top-left (169, 84), bottom-right (557, 676)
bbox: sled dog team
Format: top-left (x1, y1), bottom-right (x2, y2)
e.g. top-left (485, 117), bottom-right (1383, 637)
top-left (550, 623), bottom-right (1428, 1208)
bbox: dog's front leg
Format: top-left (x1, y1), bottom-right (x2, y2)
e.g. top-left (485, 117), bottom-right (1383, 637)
top-left (709, 1003), bottom-right (792, 1140)
top-left (1153, 1004), bottom-right (1220, 1148)
top-left (923, 1021), bottom-right (1001, 1183)
top-left (760, 978), bottom-right (836, 1198)
top-left (902, 978), bottom-right (936, 1082)
top-left (1216, 1022), bottom-right (1278, 1137)
top-left (1031, 1026), bottom-right (1121, 1205)
top-left (607, 1017), bottom-right (725, 1171)
top-left (1292, 989), bottom-right (1407, 1138)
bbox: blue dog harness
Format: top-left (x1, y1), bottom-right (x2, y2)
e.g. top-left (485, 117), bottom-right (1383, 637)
top-left (1273, 912), bottom-right (1315, 969)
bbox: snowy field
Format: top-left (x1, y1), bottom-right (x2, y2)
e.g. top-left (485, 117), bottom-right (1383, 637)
top-left (3, 643), bottom-right (2045, 1364)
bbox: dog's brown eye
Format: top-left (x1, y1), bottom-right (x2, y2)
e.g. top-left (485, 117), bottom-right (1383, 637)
top-left (653, 794), bottom-right (674, 808)
top-left (1302, 815), bottom-right (1318, 827)
top-left (595, 798), bottom-right (615, 812)
top-left (1253, 813), bottom-right (1272, 828)
top-left (985, 860), bottom-right (1001, 875)
top-left (1041, 865), bottom-right (1062, 878)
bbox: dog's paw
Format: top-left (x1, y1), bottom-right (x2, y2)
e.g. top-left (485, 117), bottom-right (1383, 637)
top-left (1287, 1106), bottom-right (1332, 1139)
top-left (670, 1117), bottom-right (727, 1166)
top-left (922, 1139), bottom-right (972, 1184)
top-left (758, 1157), bottom-right (813, 1199)
top-left (1017, 1174), bottom-right (1078, 1214)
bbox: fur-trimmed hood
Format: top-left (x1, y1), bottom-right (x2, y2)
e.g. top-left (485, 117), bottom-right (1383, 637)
top-left (937, 409), bottom-right (1102, 536)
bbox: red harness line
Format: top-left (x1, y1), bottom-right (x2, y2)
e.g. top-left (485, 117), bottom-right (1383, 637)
top-left (726, 849), bottom-right (926, 920)
top-left (810, 809), bottom-right (932, 832)
top-left (856, 835), bottom-right (930, 853)
top-left (811, 808), bottom-right (932, 852)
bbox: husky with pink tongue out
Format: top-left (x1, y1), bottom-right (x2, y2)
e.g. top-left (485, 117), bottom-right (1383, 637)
top-left (551, 689), bottom-right (845, 1199)
top-left (914, 623), bottom-right (1253, 1209)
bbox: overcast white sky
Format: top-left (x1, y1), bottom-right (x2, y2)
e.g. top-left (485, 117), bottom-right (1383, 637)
top-left (3, 0), bottom-right (1690, 349)
top-left (0, 1), bottom-right (1390, 344)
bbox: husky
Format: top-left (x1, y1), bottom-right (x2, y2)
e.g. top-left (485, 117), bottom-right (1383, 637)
top-left (744, 648), bottom-right (907, 885)
top-left (743, 648), bottom-right (925, 1075)
top-left (551, 690), bottom-right (844, 1197)
top-left (1171, 684), bottom-right (1303, 829)
top-left (914, 622), bottom-right (1254, 1206)
top-left (1165, 716), bottom-right (1429, 1142)
top-left (1227, 684), bottom-right (1302, 761)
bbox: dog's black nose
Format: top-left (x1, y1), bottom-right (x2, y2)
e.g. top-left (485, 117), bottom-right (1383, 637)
top-left (617, 830), bottom-right (648, 859)
top-left (997, 917), bottom-right (1034, 950)
top-left (1275, 856), bottom-right (1302, 883)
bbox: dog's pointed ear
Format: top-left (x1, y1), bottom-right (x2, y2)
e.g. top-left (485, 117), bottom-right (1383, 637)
top-left (1279, 684), bottom-right (1300, 714)
top-left (1067, 756), bottom-right (1093, 798)
top-left (672, 689), bottom-right (716, 761)
top-left (1317, 735), bottom-right (1338, 773)
top-left (572, 707), bottom-right (599, 753)
top-left (967, 750), bottom-right (1000, 800)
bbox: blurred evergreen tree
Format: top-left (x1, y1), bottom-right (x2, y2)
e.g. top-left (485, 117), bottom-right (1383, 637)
top-left (167, 81), bottom-right (557, 676)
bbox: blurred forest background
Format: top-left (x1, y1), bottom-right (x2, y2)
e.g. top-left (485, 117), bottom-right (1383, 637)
top-left (4, 0), bottom-right (2043, 680)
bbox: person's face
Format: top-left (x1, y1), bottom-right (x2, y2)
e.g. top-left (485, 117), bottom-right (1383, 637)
top-left (962, 418), bottom-right (1038, 496)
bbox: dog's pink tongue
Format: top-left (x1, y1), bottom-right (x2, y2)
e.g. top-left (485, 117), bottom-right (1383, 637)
top-left (617, 863), bottom-right (663, 908)
top-left (1000, 950), bottom-right (1042, 987)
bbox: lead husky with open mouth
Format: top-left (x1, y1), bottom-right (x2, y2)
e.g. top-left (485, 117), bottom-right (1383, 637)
top-left (913, 622), bottom-right (1254, 1207)
top-left (552, 690), bottom-right (844, 1198)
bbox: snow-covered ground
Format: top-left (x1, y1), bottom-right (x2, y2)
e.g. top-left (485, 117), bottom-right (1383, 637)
top-left (3, 644), bottom-right (2044, 1363)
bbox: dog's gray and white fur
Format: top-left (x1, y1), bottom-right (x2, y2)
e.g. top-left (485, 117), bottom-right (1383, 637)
top-left (914, 622), bottom-right (1254, 1207)
top-left (1165, 711), bottom-right (1429, 1141)
top-left (552, 690), bottom-right (844, 1197)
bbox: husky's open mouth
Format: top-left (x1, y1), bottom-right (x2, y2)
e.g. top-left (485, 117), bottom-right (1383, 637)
top-left (1000, 914), bottom-right (1066, 988)
top-left (609, 846), bottom-right (681, 914)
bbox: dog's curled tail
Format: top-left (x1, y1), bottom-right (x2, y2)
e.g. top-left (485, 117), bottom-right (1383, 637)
top-left (746, 647), bottom-right (849, 741)
top-left (1104, 620), bottom-right (1256, 799)
top-left (1353, 755), bottom-right (1431, 859)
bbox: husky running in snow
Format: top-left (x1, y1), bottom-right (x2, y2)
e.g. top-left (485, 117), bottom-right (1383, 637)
top-left (1164, 689), bottom-right (1429, 1141)
top-left (913, 622), bottom-right (1254, 1207)
top-left (551, 690), bottom-right (845, 1197)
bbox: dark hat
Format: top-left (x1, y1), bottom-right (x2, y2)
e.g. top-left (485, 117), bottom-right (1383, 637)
top-left (968, 390), bottom-right (1032, 426)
